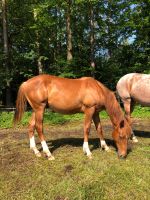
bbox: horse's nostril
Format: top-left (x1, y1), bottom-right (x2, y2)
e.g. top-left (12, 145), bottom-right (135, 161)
top-left (118, 151), bottom-right (127, 159)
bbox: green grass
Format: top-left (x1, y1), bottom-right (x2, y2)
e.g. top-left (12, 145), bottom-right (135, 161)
top-left (0, 120), bottom-right (150, 200)
top-left (131, 106), bottom-right (150, 118)
top-left (0, 106), bottom-right (150, 129)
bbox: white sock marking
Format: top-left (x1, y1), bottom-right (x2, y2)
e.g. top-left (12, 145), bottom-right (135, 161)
top-left (41, 140), bottom-right (51, 156)
top-left (30, 136), bottom-right (40, 155)
top-left (83, 142), bottom-right (92, 156)
top-left (30, 136), bottom-right (36, 148)
top-left (101, 140), bottom-right (109, 151)
top-left (101, 140), bottom-right (106, 147)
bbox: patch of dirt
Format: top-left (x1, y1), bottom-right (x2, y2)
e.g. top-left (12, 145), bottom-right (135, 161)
top-left (0, 119), bottom-right (150, 171)
top-left (64, 164), bottom-right (74, 174)
top-left (0, 133), bottom-right (7, 139)
top-left (55, 197), bottom-right (69, 200)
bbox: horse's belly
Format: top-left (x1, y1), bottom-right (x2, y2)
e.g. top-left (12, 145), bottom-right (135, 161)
top-left (48, 100), bottom-right (82, 114)
top-left (131, 84), bottom-right (150, 106)
top-left (49, 106), bottom-right (82, 114)
top-left (132, 96), bottom-right (150, 106)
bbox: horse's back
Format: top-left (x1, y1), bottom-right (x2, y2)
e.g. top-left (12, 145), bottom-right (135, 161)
top-left (117, 73), bottom-right (150, 105)
top-left (47, 76), bottom-right (104, 113)
top-left (22, 75), bottom-right (105, 113)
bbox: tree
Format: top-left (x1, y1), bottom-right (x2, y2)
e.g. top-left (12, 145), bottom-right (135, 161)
top-left (2, 0), bottom-right (12, 106)
top-left (0, 0), bottom-right (149, 105)
top-left (89, 2), bottom-right (96, 77)
top-left (66, 0), bottom-right (73, 61)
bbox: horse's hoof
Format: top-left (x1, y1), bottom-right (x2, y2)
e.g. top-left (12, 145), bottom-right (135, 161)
top-left (31, 148), bottom-right (41, 157)
top-left (48, 155), bottom-right (55, 161)
top-left (101, 146), bottom-right (110, 152)
top-left (87, 154), bottom-right (92, 159)
top-left (132, 137), bottom-right (138, 143)
top-left (35, 152), bottom-right (42, 157)
top-left (105, 147), bottom-right (111, 152)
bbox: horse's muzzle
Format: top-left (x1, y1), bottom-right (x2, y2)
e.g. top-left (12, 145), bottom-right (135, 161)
top-left (119, 155), bottom-right (126, 159)
top-left (118, 153), bottom-right (127, 159)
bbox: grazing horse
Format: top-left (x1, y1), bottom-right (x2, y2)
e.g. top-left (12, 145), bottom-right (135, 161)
top-left (14, 75), bottom-right (131, 160)
top-left (116, 73), bottom-right (150, 142)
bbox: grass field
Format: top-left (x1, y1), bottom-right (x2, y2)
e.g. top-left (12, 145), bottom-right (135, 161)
top-left (0, 105), bottom-right (150, 129)
top-left (0, 106), bottom-right (150, 200)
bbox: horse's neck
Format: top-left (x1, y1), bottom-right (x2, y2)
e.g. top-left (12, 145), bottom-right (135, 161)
top-left (105, 91), bottom-right (123, 127)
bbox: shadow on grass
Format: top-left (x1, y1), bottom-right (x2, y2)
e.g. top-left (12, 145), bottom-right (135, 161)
top-left (134, 130), bottom-right (150, 138)
top-left (45, 138), bottom-right (115, 153)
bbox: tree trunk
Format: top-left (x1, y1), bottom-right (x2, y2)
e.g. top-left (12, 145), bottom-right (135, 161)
top-left (34, 8), bottom-right (43, 74)
top-left (66, 0), bottom-right (73, 61)
top-left (2, 0), bottom-right (12, 106)
top-left (90, 4), bottom-right (95, 77)
top-left (107, 1), bottom-right (113, 59)
top-left (54, 7), bottom-right (62, 61)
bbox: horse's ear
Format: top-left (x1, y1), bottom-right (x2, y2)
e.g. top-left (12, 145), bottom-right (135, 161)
top-left (120, 120), bottom-right (124, 129)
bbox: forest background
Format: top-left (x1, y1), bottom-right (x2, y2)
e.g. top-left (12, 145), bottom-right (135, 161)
top-left (0, 0), bottom-right (149, 106)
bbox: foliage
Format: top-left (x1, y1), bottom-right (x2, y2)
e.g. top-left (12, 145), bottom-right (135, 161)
top-left (0, 0), bottom-right (150, 103)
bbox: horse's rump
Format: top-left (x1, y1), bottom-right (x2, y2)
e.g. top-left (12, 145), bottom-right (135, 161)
top-left (117, 73), bottom-right (150, 105)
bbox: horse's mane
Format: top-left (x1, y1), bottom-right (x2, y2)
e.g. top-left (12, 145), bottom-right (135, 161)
top-left (104, 87), bottom-right (124, 126)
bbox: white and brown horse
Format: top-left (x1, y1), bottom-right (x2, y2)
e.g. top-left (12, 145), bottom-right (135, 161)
top-left (117, 73), bottom-right (150, 142)
top-left (14, 75), bottom-right (131, 160)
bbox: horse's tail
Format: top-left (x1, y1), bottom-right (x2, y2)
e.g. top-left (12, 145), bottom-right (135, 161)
top-left (114, 90), bottom-right (120, 101)
top-left (114, 90), bottom-right (123, 107)
top-left (14, 83), bottom-right (27, 126)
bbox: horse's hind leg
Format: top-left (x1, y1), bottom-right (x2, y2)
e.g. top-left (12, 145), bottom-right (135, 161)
top-left (35, 105), bottom-right (55, 160)
top-left (93, 113), bottom-right (110, 152)
top-left (29, 112), bottom-right (41, 157)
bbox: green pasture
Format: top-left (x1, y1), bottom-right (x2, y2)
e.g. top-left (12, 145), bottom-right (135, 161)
top-left (0, 106), bottom-right (150, 129)
top-left (0, 106), bottom-right (150, 200)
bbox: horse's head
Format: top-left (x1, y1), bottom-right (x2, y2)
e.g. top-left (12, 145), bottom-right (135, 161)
top-left (112, 119), bottom-right (132, 159)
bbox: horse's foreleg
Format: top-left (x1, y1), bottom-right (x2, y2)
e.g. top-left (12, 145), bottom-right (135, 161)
top-left (123, 100), bottom-right (132, 125)
top-left (29, 112), bottom-right (41, 157)
top-left (93, 113), bottom-right (110, 152)
top-left (35, 106), bottom-right (55, 160)
top-left (124, 100), bottom-right (138, 143)
top-left (130, 101), bottom-right (138, 143)
top-left (83, 108), bottom-right (95, 158)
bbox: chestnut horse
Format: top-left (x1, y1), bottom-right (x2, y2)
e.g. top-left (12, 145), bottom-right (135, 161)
top-left (14, 75), bottom-right (131, 160)
top-left (117, 73), bottom-right (150, 142)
